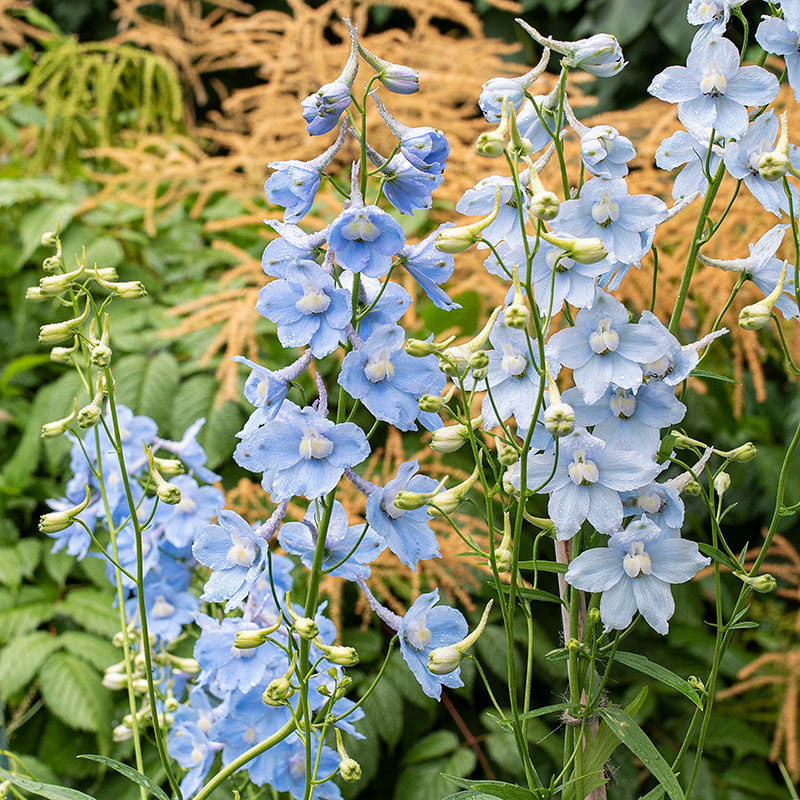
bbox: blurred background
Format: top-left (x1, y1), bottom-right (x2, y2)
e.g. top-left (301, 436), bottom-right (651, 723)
top-left (1, 1), bottom-right (799, 798)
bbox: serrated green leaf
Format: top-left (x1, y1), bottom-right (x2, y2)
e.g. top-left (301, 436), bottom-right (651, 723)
top-left (599, 706), bottom-right (684, 800)
top-left (44, 549), bottom-right (74, 585)
top-left (0, 546), bottom-right (22, 587)
top-left (402, 730), bottom-right (460, 765)
top-left (0, 768), bottom-right (95, 800)
top-left (114, 353), bottom-right (180, 432)
top-left (0, 596), bottom-right (55, 643)
top-left (57, 588), bottom-right (119, 637)
top-left (17, 537), bottom-right (42, 577)
top-left (39, 651), bottom-right (111, 732)
top-left (77, 755), bottom-right (168, 800)
top-left (0, 631), bottom-right (59, 695)
top-left (613, 651), bottom-right (703, 708)
top-left (59, 631), bottom-right (119, 671)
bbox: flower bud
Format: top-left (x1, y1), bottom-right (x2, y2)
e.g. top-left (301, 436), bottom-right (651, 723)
top-left (688, 675), bottom-right (705, 692)
top-left (492, 512), bottom-right (514, 572)
top-left (39, 484), bottom-right (91, 533)
top-left (430, 417), bottom-right (482, 454)
top-left (428, 459), bottom-right (482, 516)
top-left (263, 652), bottom-right (297, 706)
top-left (39, 299), bottom-right (91, 344)
top-left (393, 476), bottom-right (449, 510)
top-left (530, 190), bottom-right (560, 221)
top-left (234, 629), bottom-right (270, 649)
top-left (436, 187), bottom-right (502, 254)
top-left (738, 301), bottom-right (772, 330)
top-left (358, 43), bottom-right (419, 94)
top-left (41, 231), bottom-right (58, 247)
top-left (50, 336), bottom-right (80, 364)
top-left (418, 387), bottom-right (455, 413)
top-left (42, 255), bottom-right (63, 273)
top-left (166, 655), bottom-right (201, 675)
top-left (683, 479), bottom-right (702, 496)
top-left (26, 286), bottom-right (47, 302)
top-left (468, 350), bottom-right (489, 370)
top-left (544, 402), bottom-right (575, 437)
top-left (758, 111), bottom-right (790, 181)
top-left (153, 457), bottom-right (185, 478)
top-left (540, 231), bottom-right (607, 264)
top-left (339, 758), bottom-right (362, 782)
top-left (405, 335), bottom-right (456, 357)
top-left (504, 265), bottom-right (530, 329)
top-left (713, 471), bottom-right (731, 496)
top-left (42, 398), bottom-right (78, 438)
top-left (313, 639), bottom-right (359, 667)
top-left (502, 469), bottom-right (518, 497)
top-left (495, 438), bottom-right (519, 466)
top-left (735, 572), bottom-right (777, 593)
top-left (284, 591), bottom-right (319, 639)
top-left (113, 724), bottom-right (134, 742)
top-left (156, 482), bottom-right (182, 504)
top-left (164, 696), bottom-right (179, 712)
top-left (507, 102), bottom-right (533, 158)
top-left (77, 399), bottom-right (103, 428)
top-left (427, 600), bottom-right (493, 675)
top-left (588, 607), bottom-right (601, 625)
top-left (727, 442), bottom-right (757, 462)
top-left (90, 314), bottom-right (112, 367)
top-left (566, 637), bottom-right (580, 653)
top-left (102, 670), bottom-right (129, 691)
top-left (39, 263), bottom-right (85, 296)
top-left (476, 130), bottom-right (507, 158)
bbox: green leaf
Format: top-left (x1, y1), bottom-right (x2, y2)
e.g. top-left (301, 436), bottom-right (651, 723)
top-left (0, 594), bottom-right (55, 643)
top-left (60, 632), bottom-right (119, 671)
top-left (443, 777), bottom-right (540, 799)
top-left (38, 651), bottom-right (111, 732)
top-left (0, 631), bottom-right (59, 695)
top-left (77, 755), bottom-right (169, 800)
top-left (515, 560), bottom-right (567, 574)
top-left (689, 369), bottom-right (740, 385)
top-left (0, 768), bottom-right (95, 800)
top-left (612, 651), bottom-right (703, 708)
top-left (57, 588), bottom-right (119, 637)
top-left (598, 706), bottom-right (685, 800)
top-left (697, 542), bottom-right (740, 571)
top-left (488, 581), bottom-right (564, 605)
top-left (402, 730), bottom-right (460, 765)
top-left (0, 546), bottom-right (22, 587)
top-left (495, 702), bottom-right (569, 727)
top-left (113, 353), bottom-right (180, 432)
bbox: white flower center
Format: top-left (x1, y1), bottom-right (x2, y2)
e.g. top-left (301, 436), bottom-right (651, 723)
top-left (404, 616), bottom-right (432, 649)
top-left (295, 282), bottom-right (331, 315)
top-left (299, 428), bottom-right (334, 460)
top-left (610, 388), bottom-right (636, 419)
top-left (257, 379), bottom-right (269, 399)
top-left (151, 595), bottom-right (175, 619)
top-left (623, 541), bottom-right (652, 578)
top-left (568, 449), bottom-right (599, 485)
top-left (700, 62), bottom-right (727, 96)
top-left (590, 193), bottom-right (620, 227)
top-left (197, 711), bottom-right (213, 733)
top-left (500, 343), bottom-right (527, 377)
top-left (243, 724), bottom-right (259, 745)
top-left (639, 489), bottom-right (666, 514)
top-left (119, 427), bottom-right (131, 441)
top-left (589, 317), bottom-right (620, 355)
top-left (288, 754), bottom-right (306, 779)
top-left (644, 354), bottom-right (673, 377)
top-left (364, 348), bottom-right (395, 382)
top-left (227, 533), bottom-right (257, 567)
top-left (191, 744), bottom-right (206, 765)
top-left (177, 494), bottom-right (197, 514)
top-left (697, 2), bottom-right (722, 22)
top-left (342, 211), bottom-right (380, 242)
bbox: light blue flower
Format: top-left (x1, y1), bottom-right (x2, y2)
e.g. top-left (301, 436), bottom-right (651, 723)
top-left (563, 381), bottom-right (686, 454)
top-left (580, 125), bottom-right (636, 179)
top-left (328, 202), bottom-right (405, 278)
top-left (278, 500), bottom-right (383, 580)
top-left (155, 418), bottom-right (222, 484)
top-left (339, 272), bottom-right (412, 339)
top-left (655, 127), bottom-right (723, 200)
top-left (261, 220), bottom-right (327, 279)
top-left (479, 77), bottom-right (529, 124)
top-left (256, 266), bottom-right (352, 358)
top-left (723, 112), bottom-right (800, 217)
top-left (193, 509), bottom-right (268, 610)
top-left (96, 405), bottom-right (156, 471)
top-left (510, 428), bottom-right (663, 539)
top-left (234, 401), bottom-right (370, 501)
top-left (365, 460), bottom-right (440, 570)
top-left (565, 515), bottom-right (710, 634)
top-left (232, 349), bottom-right (311, 423)
top-left (648, 30), bottom-right (779, 139)
top-left (267, 737), bottom-right (342, 799)
top-left (621, 481), bottom-right (685, 536)
top-left (398, 590), bottom-right (468, 699)
top-left (546, 290), bottom-right (671, 404)
top-left (142, 574), bottom-right (198, 643)
top-left (154, 475), bottom-right (224, 549)
top-left (456, 175), bottom-right (527, 248)
top-left (339, 324), bottom-right (445, 431)
top-left (757, 15), bottom-right (800, 102)
top-left (553, 177), bottom-right (667, 267)
top-left (376, 152), bottom-right (443, 215)
top-left (398, 226), bottom-right (459, 311)
top-left (687, 0), bottom-right (746, 34)
top-left (168, 721), bottom-right (217, 798)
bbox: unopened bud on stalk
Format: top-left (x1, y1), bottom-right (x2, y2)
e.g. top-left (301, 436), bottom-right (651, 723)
top-left (90, 313), bottom-right (112, 367)
top-left (726, 442), bottom-right (758, 462)
top-left (427, 458), bottom-right (482, 516)
top-left (93, 266), bottom-right (147, 299)
top-left (405, 334), bottom-right (456, 357)
top-left (394, 476), bottom-right (449, 511)
top-left (26, 286), bottom-right (46, 302)
top-left (683, 479), bottom-right (703, 496)
top-left (39, 484), bottom-right (91, 533)
top-left (468, 350), bottom-right (489, 371)
top-left (357, 39), bottom-right (419, 94)
top-left (113, 724), bottom-right (134, 742)
top-left (76, 391), bottom-right (104, 428)
top-left (153, 457), bottom-right (185, 478)
top-left (440, 306), bottom-right (502, 374)
top-left (493, 512), bottom-right (514, 572)
top-left (430, 417), bottom-right (482, 454)
top-left (739, 260), bottom-right (788, 330)
top-left (758, 111), bottom-right (790, 181)
top-left (234, 624), bottom-right (277, 650)
top-left (544, 366), bottom-right (575, 436)
top-left (42, 398), bottom-right (78, 438)
top-left (688, 675), bottom-right (706, 692)
top-left (41, 235), bottom-right (63, 273)
top-left (540, 231), bottom-right (607, 264)
top-left (507, 102), bottom-right (533, 158)
top-left (713, 471), bottom-right (731, 496)
top-left (50, 336), bottom-right (80, 364)
top-left (588, 607), bottom-right (601, 625)
top-left (263, 652), bottom-right (297, 706)
top-left (427, 600), bottom-right (494, 674)
top-left (476, 98), bottom-right (510, 158)
top-left (495, 437), bottom-right (519, 466)
top-left (39, 263), bottom-right (85, 296)
top-left (435, 187), bottom-right (502, 254)
top-left (41, 230), bottom-right (59, 247)
top-left (525, 156), bottom-right (560, 220)
top-left (735, 572), bottom-right (777, 593)
top-left (38, 299), bottom-right (91, 344)
top-left (144, 443), bottom-right (181, 504)
top-left (285, 592), bottom-right (319, 639)
top-left (102, 670), bottom-right (129, 691)
top-left (418, 386), bottom-right (455, 413)
top-left (504, 265), bottom-right (529, 329)
top-left (166, 655), bottom-right (201, 674)
top-left (313, 639), bottom-right (359, 667)
top-left (336, 729), bottom-right (362, 782)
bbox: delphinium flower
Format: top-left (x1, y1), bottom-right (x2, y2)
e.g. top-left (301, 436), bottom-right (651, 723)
top-left (256, 265), bottom-right (352, 358)
top-left (456, 175), bottom-right (527, 248)
top-left (364, 460), bottom-right (441, 570)
top-left (655, 126), bottom-right (723, 200)
top-left (268, 738), bottom-right (343, 799)
top-left (552, 177), bottom-right (667, 267)
top-left (339, 323), bottom-right (445, 431)
top-left (478, 47), bottom-right (551, 123)
top-left (756, 11), bottom-right (800, 102)
top-left (723, 112), bottom-right (800, 217)
top-left (300, 21), bottom-right (359, 135)
top-left (687, 0), bottom-right (747, 34)
top-left (233, 400), bottom-right (370, 501)
top-left (546, 290), bottom-right (671, 404)
top-left (341, 272), bottom-right (412, 338)
top-left (261, 220), bottom-right (327, 279)
top-left (564, 104), bottom-right (636, 179)
top-left (278, 500), bottom-right (384, 580)
top-left (95, 405), bottom-right (156, 469)
top-left (154, 475), bottom-right (224, 549)
top-left (698, 224), bottom-right (800, 319)
top-left (396, 225), bottom-right (459, 311)
top-left (367, 148), bottom-right (444, 215)
top-left (193, 509), bottom-right (269, 610)
top-left (648, 30), bottom-right (779, 139)
top-left (621, 481), bottom-right (686, 536)
top-left (509, 427), bottom-right (663, 539)
top-left (563, 381), bottom-right (686, 454)
top-left (265, 123), bottom-right (349, 222)
top-left (565, 515), bottom-right (710, 633)
top-left (43, 495), bottom-right (99, 559)
top-left (142, 573), bottom-right (199, 643)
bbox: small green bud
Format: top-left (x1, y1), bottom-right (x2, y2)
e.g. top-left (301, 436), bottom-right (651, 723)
top-left (112, 281), bottom-right (147, 299)
top-left (504, 301), bottom-right (529, 329)
top-left (736, 572), bottom-right (777, 593)
top-left (540, 231), bottom-right (607, 264)
top-left (688, 675), bottom-right (706, 692)
top-left (418, 394), bottom-right (445, 412)
top-left (153, 457), bottom-right (185, 478)
top-left (313, 640), bottom-right (359, 666)
top-left (468, 350), bottom-right (489, 370)
top-left (77, 400), bottom-right (103, 428)
top-left (41, 255), bottom-right (63, 273)
top-left (430, 418), bottom-right (481, 454)
top-left (428, 600), bottom-right (493, 674)
top-left (156, 481), bottom-right (182, 505)
top-left (530, 190), bottom-right (560, 221)
top-left (728, 442), bottom-right (757, 462)
top-left (339, 758), bottom-right (362, 782)
top-left (293, 617), bottom-right (319, 640)
top-left (566, 638), bottom-right (580, 653)
top-left (113, 724), bottom-right (134, 743)
top-left (263, 676), bottom-right (294, 706)
top-left (713, 471), bottom-right (731, 496)
top-left (588, 607), bottom-right (601, 625)
top-left (50, 336), bottom-right (80, 364)
top-left (494, 548), bottom-right (512, 572)
top-left (683, 479), bottom-right (703, 496)
top-left (42, 398), bottom-right (78, 438)
top-left (41, 231), bottom-right (58, 247)
top-left (495, 438), bottom-right (519, 466)
top-left (234, 629), bottom-right (270, 649)
top-left (476, 130), bottom-right (507, 158)
top-left (26, 286), bottom-right (47, 302)
top-left (544, 402), bottom-right (575, 437)
top-left (91, 343), bottom-right (112, 367)
top-left (738, 300), bottom-right (772, 330)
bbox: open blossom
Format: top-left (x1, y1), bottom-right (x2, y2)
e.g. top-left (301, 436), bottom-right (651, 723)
top-left (621, 481), bottom-right (685, 536)
top-left (756, 14), bottom-right (800, 103)
top-left (515, 92), bottom-right (565, 153)
top-left (376, 152), bottom-right (444, 215)
top-left (579, 125), bottom-right (636, 179)
top-left (655, 127), bottom-right (723, 200)
top-left (154, 475), bottom-right (224, 549)
top-left (509, 428), bottom-right (663, 540)
top-left (143, 573), bottom-right (198, 643)
top-left (397, 225), bottom-right (459, 311)
top-left (687, 0), bottom-right (747, 34)
top-left (546, 290), bottom-right (671, 404)
top-left (341, 272), bottom-right (412, 338)
top-left (261, 220), bottom-right (326, 280)
top-left (565, 515), bottom-right (710, 634)
top-left (648, 30), bottom-right (779, 139)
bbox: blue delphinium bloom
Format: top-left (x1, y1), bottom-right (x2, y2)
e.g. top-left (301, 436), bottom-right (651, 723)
top-left (564, 381), bottom-right (685, 454)
top-left (580, 125), bottom-right (636, 179)
top-left (328, 200), bottom-right (405, 278)
top-left (376, 153), bottom-right (444, 215)
top-left (142, 574), bottom-right (198, 643)
top-left (553, 177), bottom-right (667, 267)
top-left (268, 737), bottom-right (342, 799)
top-left (510, 428), bottom-right (663, 539)
top-left (234, 401), bottom-right (370, 501)
top-left (398, 590), bottom-right (468, 699)
top-left (528, 240), bottom-right (609, 312)
top-left (261, 220), bottom-right (326, 279)
top-left (155, 475), bottom-right (224, 549)
top-left (265, 160), bottom-right (324, 223)
top-left (365, 460), bottom-right (440, 570)
top-left (465, 313), bottom-right (543, 430)
top-left (155, 418), bottom-right (222, 484)
top-left (757, 14), bottom-right (800, 102)
top-left (232, 349), bottom-right (311, 423)
top-left (168, 720), bottom-right (217, 798)
top-left (341, 272), bottom-right (412, 339)
top-left (256, 266), bottom-right (351, 358)
top-left (456, 175), bottom-right (527, 247)
top-left (687, 0), bottom-right (746, 34)
top-left (546, 290), bottom-right (670, 404)
top-left (397, 226), bottom-right (459, 311)
top-left (339, 324), bottom-right (445, 431)
top-left (621, 481), bottom-right (685, 536)
top-left (648, 30), bottom-right (779, 139)
top-left (479, 78), bottom-right (528, 123)
top-left (566, 515), bottom-right (710, 634)
top-left (278, 500), bottom-right (383, 580)
top-left (195, 614), bottom-right (286, 695)
top-left (655, 127), bottom-right (722, 200)
top-left (723, 112), bottom-right (800, 217)
top-left (193, 509), bottom-right (268, 610)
